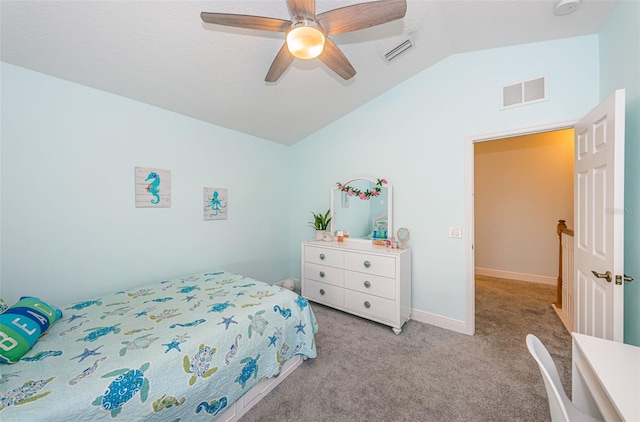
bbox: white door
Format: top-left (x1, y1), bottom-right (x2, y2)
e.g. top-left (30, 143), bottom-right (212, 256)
top-left (574, 89), bottom-right (626, 341)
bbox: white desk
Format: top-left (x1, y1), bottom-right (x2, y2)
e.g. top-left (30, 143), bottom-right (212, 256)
top-left (572, 332), bottom-right (640, 422)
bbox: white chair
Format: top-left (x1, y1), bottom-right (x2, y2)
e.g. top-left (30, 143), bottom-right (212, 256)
top-left (526, 334), bottom-right (601, 422)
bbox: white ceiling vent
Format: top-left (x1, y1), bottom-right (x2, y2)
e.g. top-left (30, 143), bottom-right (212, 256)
top-left (500, 76), bottom-right (548, 110)
top-left (382, 37), bottom-right (414, 63)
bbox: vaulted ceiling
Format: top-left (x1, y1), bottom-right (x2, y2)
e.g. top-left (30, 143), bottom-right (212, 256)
top-left (1, 1), bottom-right (617, 145)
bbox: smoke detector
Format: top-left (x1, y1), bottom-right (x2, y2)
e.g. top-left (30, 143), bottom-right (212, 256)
top-left (555, 0), bottom-right (581, 16)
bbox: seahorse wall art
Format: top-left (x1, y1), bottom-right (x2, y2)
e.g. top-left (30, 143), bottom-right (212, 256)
top-left (135, 167), bottom-right (171, 208)
top-left (203, 187), bottom-right (228, 220)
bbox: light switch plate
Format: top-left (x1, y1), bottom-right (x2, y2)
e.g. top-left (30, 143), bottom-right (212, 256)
top-left (448, 227), bottom-right (462, 238)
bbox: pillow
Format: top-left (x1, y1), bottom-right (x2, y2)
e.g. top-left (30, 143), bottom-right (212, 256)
top-left (0, 298), bottom-right (7, 313)
top-left (0, 297), bottom-right (63, 364)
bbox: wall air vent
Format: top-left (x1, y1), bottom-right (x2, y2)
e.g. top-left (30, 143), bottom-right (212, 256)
top-left (500, 76), bottom-right (548, 110)
top-left (382, 38), bottom-right (414, 63)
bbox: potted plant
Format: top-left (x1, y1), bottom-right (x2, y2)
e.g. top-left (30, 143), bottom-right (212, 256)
top-left (308, 209), bottom-right (332, 240)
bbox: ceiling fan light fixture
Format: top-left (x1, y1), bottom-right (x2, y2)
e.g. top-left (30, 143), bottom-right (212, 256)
top-left (286, 19), bottom-right (325, 60)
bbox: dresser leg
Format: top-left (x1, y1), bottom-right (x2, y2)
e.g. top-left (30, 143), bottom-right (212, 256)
top-left (392, 327), bottom-right (402, 335)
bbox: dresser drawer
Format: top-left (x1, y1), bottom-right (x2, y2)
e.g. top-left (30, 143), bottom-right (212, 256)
top-left (344, 289), bottom-right (396, 322)
top-left (345, 271), bottom-right (395, 300)
top-left (344, 252), bottom-right (396, 278)
top-left (305, 246), bottom-right (344, 268)
top-left (304, 280), bottom-right (343, 307)
top-left (304, 262), bottom-right (344, 287)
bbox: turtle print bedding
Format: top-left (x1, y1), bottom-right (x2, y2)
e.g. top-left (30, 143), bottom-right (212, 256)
top-left (0, 271), bottom-right (318, 421)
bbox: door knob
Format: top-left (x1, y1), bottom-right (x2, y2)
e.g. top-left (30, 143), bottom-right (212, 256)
top-left (615, 274), bottom-right (634, 285)
top-left (591, 270), bottom-right (612, 283)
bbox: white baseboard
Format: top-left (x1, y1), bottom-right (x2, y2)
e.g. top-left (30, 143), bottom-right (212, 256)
top-left (475, 267), bottom-right (556, 286)
top-left (410, 308), bottom-right (470, 335)
top-left (552, 304), bottom-right (573, 333)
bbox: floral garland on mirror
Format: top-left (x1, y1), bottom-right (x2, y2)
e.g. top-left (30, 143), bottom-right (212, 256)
top-left (336, 178), bottom-right (387, 200)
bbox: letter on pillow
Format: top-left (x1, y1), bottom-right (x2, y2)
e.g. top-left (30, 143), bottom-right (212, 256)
top-left (0, 297), bottom-right (62, 364)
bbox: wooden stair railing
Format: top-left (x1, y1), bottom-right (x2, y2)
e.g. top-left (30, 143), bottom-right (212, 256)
top-left (556, 219), bottom-right (574, 309)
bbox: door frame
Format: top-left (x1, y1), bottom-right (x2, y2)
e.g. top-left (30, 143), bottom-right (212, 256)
top-left (464, 119), bottom-right (577, 335)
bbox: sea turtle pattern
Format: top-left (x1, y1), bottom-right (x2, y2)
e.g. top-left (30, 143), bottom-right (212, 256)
top-left (182, 343), bottom-right (218, 386)
top-left (149, 308), bottom-right (181, 322)
top-left (235, 355), bottom-right (260, 389)
top-left (247, 310), bottom-right (268, 338)
top-left (77, 324), bottom-right (121, 342)
top-left (91, 362), bottom-right (150, 418)
top-left (67, 299), bottom-right (103, 310)
top-left (208, 300), bottom-right (236, 313)
top-left (151, 394), bottom-right (186, 413)
top-left (119, 333), bottom-right (159, 356)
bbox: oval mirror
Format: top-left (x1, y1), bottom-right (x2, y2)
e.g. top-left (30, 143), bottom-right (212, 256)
top-left (330, 177), bottom-right (392, 242)
top-left (397, 227), bottom-right (410, 249)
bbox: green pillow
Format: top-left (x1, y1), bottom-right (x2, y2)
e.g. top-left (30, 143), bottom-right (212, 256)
top-left (0, 297), bottom-right (63, 364)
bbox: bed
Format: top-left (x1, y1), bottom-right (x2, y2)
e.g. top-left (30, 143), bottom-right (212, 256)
top-left (0, 271), bottom-right (317, 421)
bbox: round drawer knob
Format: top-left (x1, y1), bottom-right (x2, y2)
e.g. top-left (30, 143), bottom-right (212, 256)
top-left (319, 271), bottom-right (325, 278)
top-left (319, 254), bottom-right (325, 260)
top-left (364, 281), bottom-right (371, 288)
top-left (364, 301), bottom-right (371, 308)
top-left (364, 261), bottom-right (371, 268)
top-left (319, 289), bottom-right (325, 296)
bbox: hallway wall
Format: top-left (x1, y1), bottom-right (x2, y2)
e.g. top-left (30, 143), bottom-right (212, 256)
top-left (474, 129), bottom-right (574, 283)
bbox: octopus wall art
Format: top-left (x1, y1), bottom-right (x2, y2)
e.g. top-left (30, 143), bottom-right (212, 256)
top-left (203, 187), bottom-right (228, 220)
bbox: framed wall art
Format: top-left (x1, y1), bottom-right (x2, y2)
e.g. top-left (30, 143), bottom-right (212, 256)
top-left (135, 167), bottom-right (171, 208)
top-left (204, 187), bottom-right (228, 220)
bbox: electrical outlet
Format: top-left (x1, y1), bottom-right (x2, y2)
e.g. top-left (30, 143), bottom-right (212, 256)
top-left (448, 227), bottom-right (462, 238)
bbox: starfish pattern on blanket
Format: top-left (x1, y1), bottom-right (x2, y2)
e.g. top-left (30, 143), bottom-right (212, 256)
top-left (70, 345), bottom-right (104, 362)
top-left (218, 316), bottom-right (238, 330)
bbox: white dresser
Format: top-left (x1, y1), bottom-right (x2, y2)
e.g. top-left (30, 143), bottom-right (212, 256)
top-left (301, 240), bottom-right (411, 334)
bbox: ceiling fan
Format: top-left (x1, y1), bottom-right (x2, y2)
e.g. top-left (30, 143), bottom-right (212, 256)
top-left (201, 0), bottom-right (407, 82)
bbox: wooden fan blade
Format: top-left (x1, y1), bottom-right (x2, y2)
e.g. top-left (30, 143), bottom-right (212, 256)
top-left (318, 0), bottom-right (407, 35)
top-left (201, 13), bottom-right (290, 32)
top-left (265, 44), bottom-right (295, 82)
top-left (287, 0), bottom-right (315, 18)
top-left (318, 37), bottom-right (356, 80)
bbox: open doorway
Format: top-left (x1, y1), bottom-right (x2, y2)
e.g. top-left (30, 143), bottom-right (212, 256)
top-left (464, 122), bottom-right (576, 335)
top-left (473, 129), bottom-right (574, 335)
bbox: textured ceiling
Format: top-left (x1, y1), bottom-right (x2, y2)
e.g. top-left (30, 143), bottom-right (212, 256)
top-left (1, 0), bottom-right (616, 145)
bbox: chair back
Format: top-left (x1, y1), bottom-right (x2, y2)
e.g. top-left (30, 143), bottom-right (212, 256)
top-left (526, 334), bottom-right (571, 421)
top-left (526, 334), bottom-right (602, 422)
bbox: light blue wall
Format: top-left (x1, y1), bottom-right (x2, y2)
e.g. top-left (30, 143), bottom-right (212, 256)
top-left (289, 35), bottom-right (600, 323)
top-left (1, 63), bottom-right (291, 306)
top-left (2, 32), bottom-right (621, 335)
top-left (600, 0), bottom-right (640, 346)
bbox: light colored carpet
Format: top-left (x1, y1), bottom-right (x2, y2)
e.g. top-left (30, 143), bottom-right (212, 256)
top-left (240, 276), bottom-right (571, 421)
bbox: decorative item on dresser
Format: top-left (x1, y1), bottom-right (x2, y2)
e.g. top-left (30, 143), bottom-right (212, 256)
top-left (302, 176), bottom-right (412, 334)
top-left (308, 209), bottom-right (332, 240)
